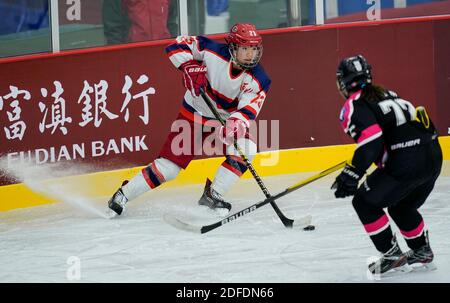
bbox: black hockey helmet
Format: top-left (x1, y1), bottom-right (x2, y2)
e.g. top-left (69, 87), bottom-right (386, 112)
top-left (336, 55), bottom-right (372, 97)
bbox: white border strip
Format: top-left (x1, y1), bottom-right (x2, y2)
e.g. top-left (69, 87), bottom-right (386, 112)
top-left (179, 0), bottom-right (189, 35)
top-left (49, 0), bottom-right (60, 53)
top-left (315, 0), bottom-right (325, 25)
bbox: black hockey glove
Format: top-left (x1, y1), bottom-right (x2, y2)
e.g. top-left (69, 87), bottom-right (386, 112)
top-left (331, 164), bottom-right (364, 198)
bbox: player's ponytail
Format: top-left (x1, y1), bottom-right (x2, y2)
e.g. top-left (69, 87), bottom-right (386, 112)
top-left (362, 84), bottom-right (388, 103)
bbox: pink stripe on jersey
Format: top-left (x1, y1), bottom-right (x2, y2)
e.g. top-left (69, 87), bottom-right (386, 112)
top-left (340, 90), bottom-right (361, 131)
top-left (364, 214), bottom-right (390, 234)
top-left (401, 220), bottom-right (425, 239)
top-left (357, 124), bottom-right (382, 144)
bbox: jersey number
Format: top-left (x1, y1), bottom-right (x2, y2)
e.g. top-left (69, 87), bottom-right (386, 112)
top-left (378, 99), bottom-right (415, 126)
top-left (251, 91), bottom-right (266, 108)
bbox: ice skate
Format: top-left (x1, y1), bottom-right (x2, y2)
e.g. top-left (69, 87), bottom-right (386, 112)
top-left (405, 231), bottom-right (437, 271)
top-left (107, 180), bottom-right (129, 217)
top-left (198, 178), bottom-right (232, 216)
top-left (368, 235), bottom-right (411, 276)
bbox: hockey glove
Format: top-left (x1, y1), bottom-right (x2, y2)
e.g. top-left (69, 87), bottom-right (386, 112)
top-left (180, 60), bottom-right (207, 98)
top-left (331, 164), bottom-right (364, 198)
top-left (219, 118), bottom-right (248, 146)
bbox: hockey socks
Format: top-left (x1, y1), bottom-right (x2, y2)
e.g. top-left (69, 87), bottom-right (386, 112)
top-left (211, 155), bottom-right (248, 196)
top-left (122, 157), bottom-right (181, 201)
top-left (363, 214), bottom-right (396, 253)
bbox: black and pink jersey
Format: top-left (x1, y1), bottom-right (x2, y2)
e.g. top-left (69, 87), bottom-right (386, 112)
top-left (339, 89), bottom-right (436, 172)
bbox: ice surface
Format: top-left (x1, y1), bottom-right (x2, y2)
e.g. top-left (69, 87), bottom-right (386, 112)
top-left (0, 164), bottom-right (449, 283)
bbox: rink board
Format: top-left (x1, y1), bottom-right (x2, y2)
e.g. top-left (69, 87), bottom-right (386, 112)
top-left (1, 136), bottom-right (449, 212)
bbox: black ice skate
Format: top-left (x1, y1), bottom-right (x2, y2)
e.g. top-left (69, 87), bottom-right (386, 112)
top-left (198, 178), bottom-right (232, 214)
top-left (369, 236), bottom-right (410, 276)
top-left (405, 231), bottom-right (436, 271)
top-left (108, 180), bottom-right (129, 216)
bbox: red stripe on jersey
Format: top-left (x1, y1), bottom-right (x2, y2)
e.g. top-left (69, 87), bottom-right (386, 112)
top-left (167, 49), bottom-right (191, 58)
top-left (237, 110), bottom-right (251, 121)
top-left (195, 36), bottom-right (202, 53)
top-left (205, 90), bottom-right (239, 113)
top-left (180, 107), bottom-right (210, 125)
top-left (242, 104), bottom-right (257, 116)
top-left (210, 87), bottom-right (235, 103)
top-left (205, 90), bottom-right (223, 110)
top-left (249, 94), bottom-right (260, 104)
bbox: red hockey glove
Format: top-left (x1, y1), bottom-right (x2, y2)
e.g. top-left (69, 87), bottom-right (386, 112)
top-left (331, 164), bottom-right (364, 198)
top-left (180, 60), bottom-right (207, 98)
top-left (219, 118), bottom-right (248, 146)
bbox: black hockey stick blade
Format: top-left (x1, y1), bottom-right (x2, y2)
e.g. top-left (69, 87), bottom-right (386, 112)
top-left (163, 212), bottom-right (311, 234)
top-left (164, 161), bottom-right (346, 234)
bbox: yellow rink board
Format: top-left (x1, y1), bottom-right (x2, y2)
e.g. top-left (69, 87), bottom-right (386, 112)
top-left (1, 136), bottom-right (449, 212)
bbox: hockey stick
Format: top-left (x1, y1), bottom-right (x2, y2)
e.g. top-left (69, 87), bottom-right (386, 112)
top-left (164, 160), bottom-right (346, 234)
top-left (199, 87), bottom-right (295, 228)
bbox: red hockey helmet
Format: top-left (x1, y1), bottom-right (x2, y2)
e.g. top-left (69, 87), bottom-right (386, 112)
top-left (226, 23), bottom-right (262, 47)
top-left (226, 23), bottom-right (263, 69)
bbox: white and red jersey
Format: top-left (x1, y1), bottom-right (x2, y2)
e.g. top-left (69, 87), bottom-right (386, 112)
top-left (165, 35), bottom-right (271, 125)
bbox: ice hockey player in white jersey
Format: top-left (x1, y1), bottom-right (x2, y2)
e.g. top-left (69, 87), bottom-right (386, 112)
top-left (107, 23), bottom-right (271, 216)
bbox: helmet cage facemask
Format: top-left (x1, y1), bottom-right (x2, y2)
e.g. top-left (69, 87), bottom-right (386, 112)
top-left (228, 43), bottom-right (263, 70)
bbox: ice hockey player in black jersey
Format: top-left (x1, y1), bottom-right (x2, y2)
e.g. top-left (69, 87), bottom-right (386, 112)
top-left (331, 55), bottom-right (442, 276)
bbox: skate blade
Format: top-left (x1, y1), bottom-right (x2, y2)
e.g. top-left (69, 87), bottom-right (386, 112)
top-left (410, 262), bottom-right (437, 272)
top-left (392, 263), bottom-right (413, 273)
top-left (371, 264), bottom-right (412, 279)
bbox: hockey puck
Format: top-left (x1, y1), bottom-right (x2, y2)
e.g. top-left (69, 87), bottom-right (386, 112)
top-left (303, 225), bottom-right (315, 231)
